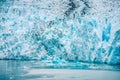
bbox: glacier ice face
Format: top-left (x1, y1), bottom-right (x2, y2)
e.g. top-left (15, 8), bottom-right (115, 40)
top-left (0, 0), bottom-right (120, 64)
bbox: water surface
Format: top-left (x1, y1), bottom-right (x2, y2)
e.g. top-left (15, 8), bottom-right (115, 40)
top-left (0, 60), bottom-right (120, 80)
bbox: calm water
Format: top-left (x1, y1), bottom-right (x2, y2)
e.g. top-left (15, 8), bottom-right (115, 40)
top-left (0, 60), bottom-right (120, 80)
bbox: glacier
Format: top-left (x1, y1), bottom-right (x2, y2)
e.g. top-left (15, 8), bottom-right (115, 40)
top-left (0, 0), bottom-right (120, 65)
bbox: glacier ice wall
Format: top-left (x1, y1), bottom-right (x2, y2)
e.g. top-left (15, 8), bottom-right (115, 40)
top-left (0, 0), bottom-right (120, 64)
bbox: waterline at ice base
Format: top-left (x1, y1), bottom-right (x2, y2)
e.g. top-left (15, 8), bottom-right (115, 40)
top-left (0, 0), bottom-right (120, 80)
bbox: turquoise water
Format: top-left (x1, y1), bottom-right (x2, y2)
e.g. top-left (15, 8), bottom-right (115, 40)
top-left (0, 60), bottom-right (120, 80)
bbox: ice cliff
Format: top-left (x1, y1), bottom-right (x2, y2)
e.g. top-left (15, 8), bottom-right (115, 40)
top-left (0, 0), bottom-right (120, 64)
